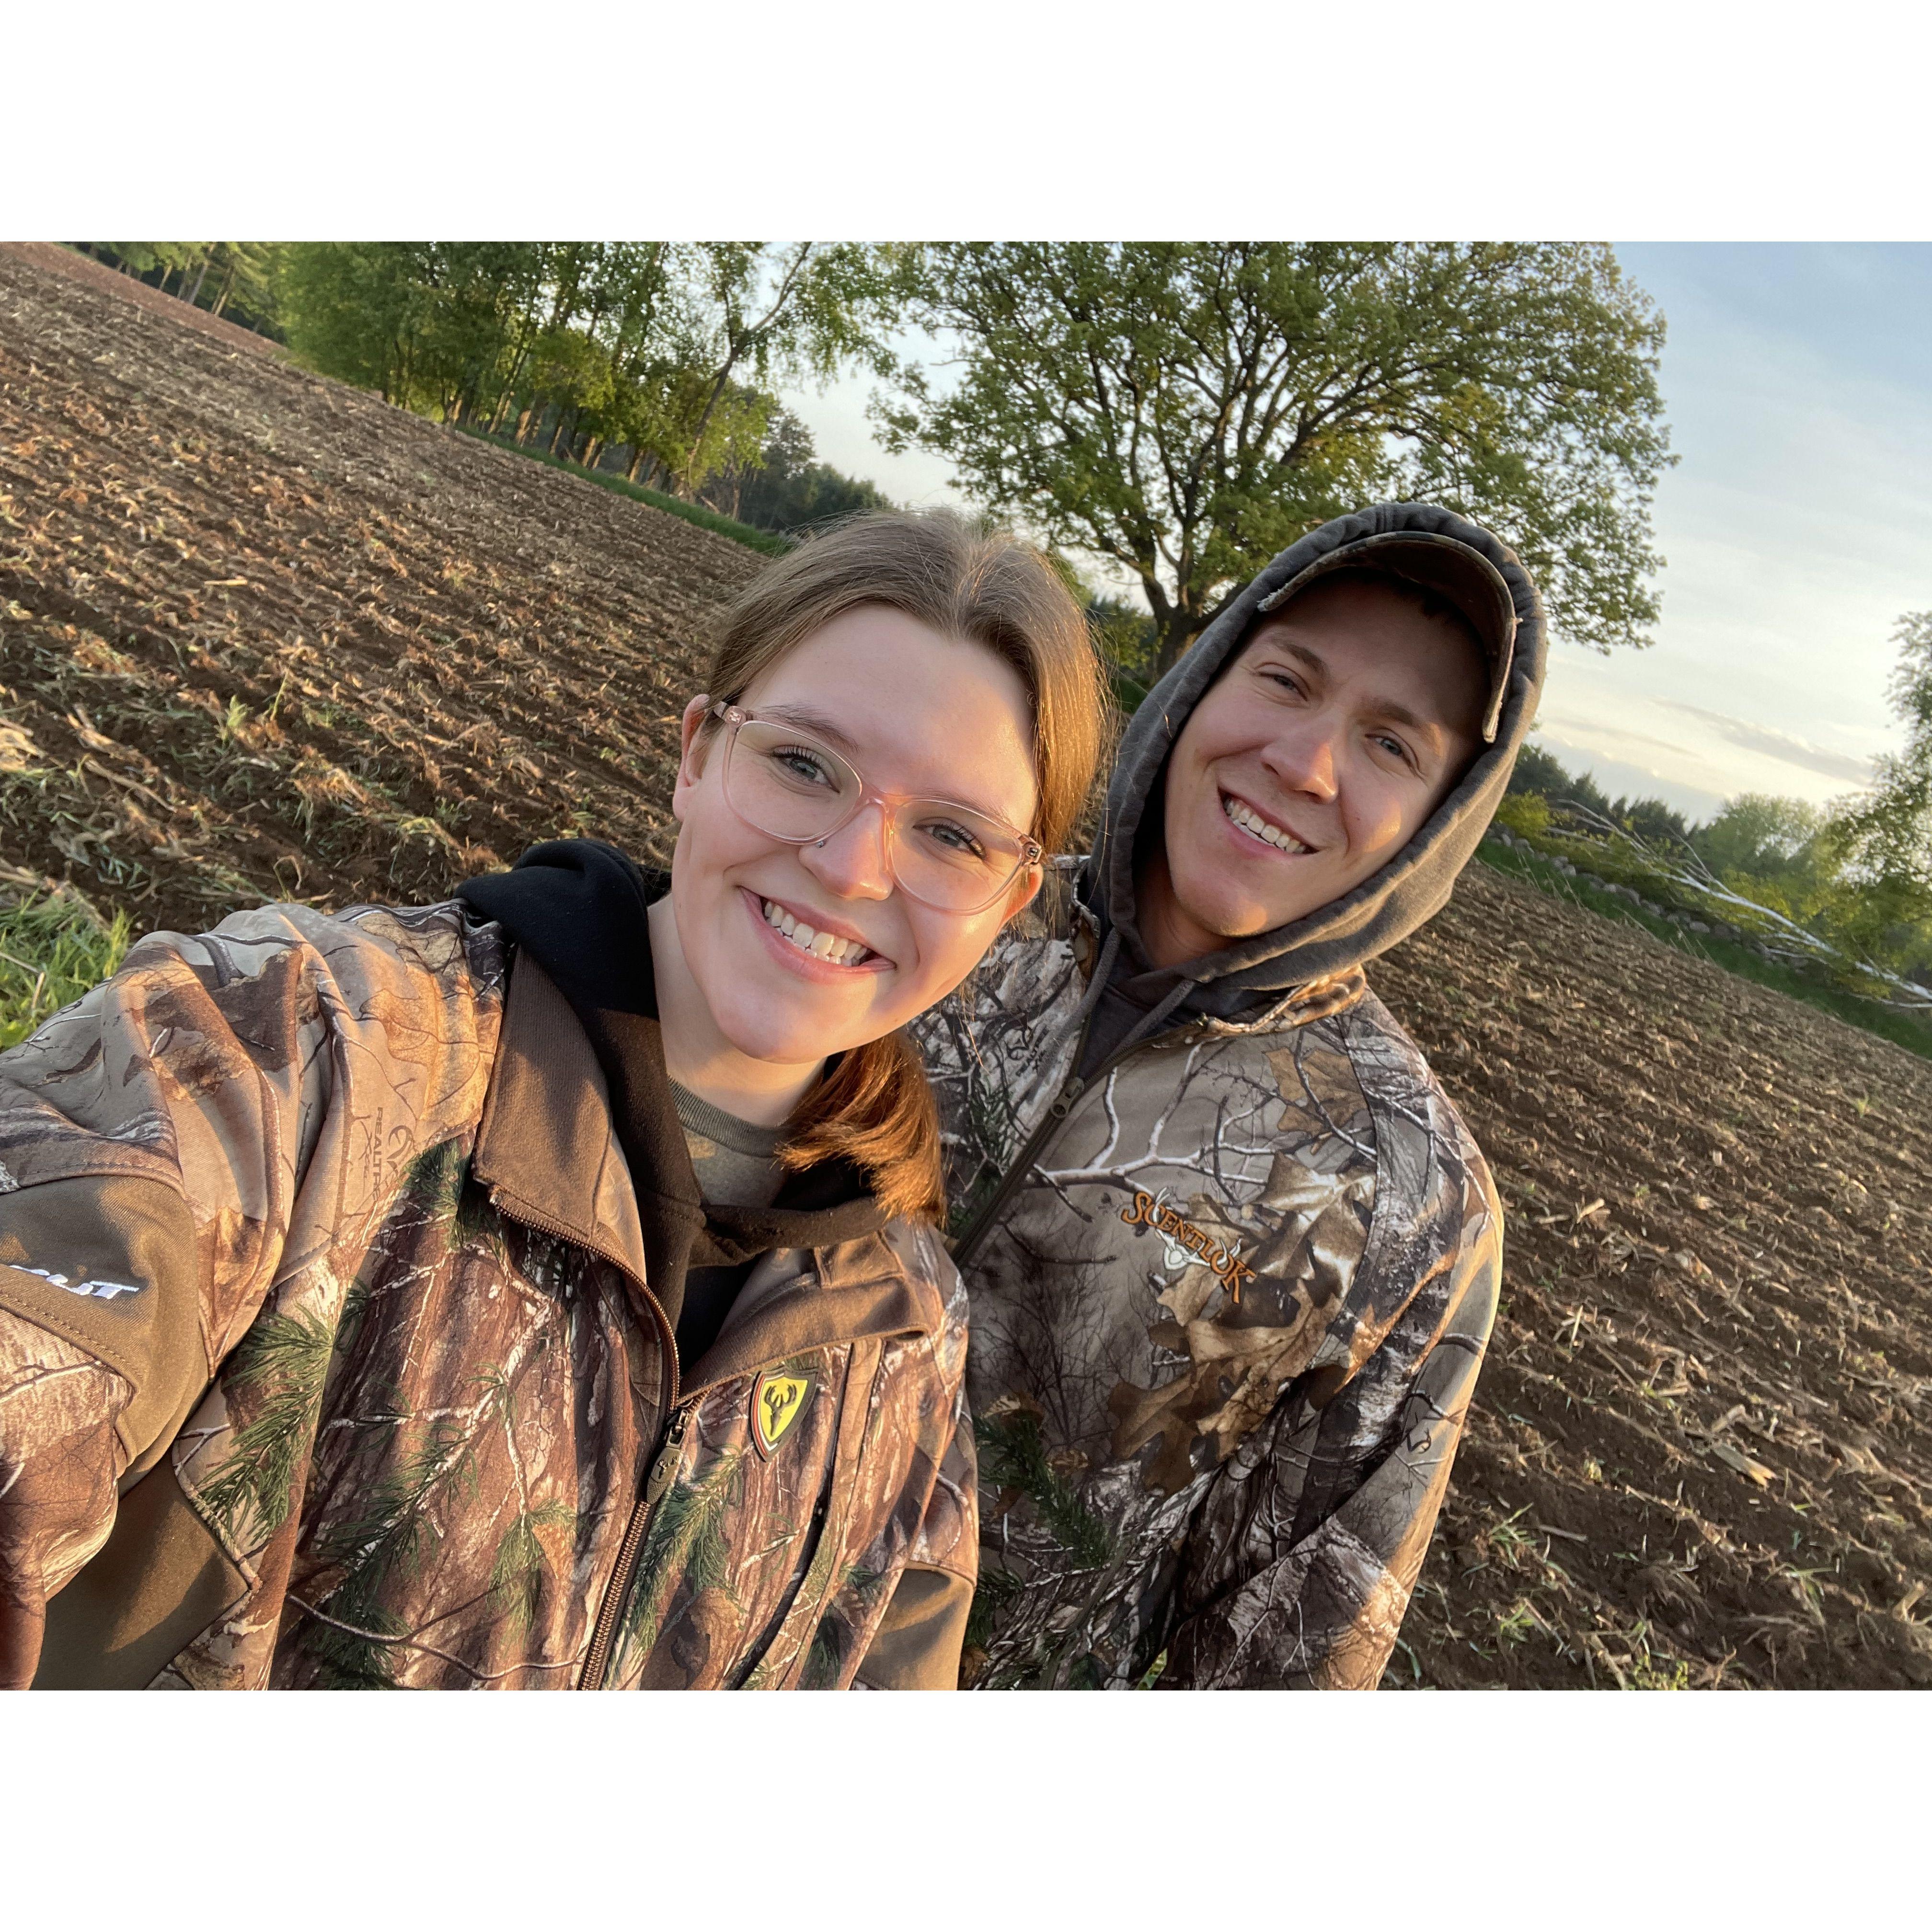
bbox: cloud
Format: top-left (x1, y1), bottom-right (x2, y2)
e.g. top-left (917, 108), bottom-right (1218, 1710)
top-left (1650, 701), bottom-right (1874, 785)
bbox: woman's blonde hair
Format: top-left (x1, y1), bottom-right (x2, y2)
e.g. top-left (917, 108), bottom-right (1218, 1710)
top-left (698, 508), bottom-right (1109, 1224)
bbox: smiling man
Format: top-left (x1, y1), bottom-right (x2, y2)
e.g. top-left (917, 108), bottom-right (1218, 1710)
top-left (914, 502), bottom-right (1548, 1689)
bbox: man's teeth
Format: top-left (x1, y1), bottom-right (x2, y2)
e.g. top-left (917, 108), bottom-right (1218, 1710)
top-left (1223, 795), bottom-right (1309, 854)
top-left (761, 899), bottom-right (870, 965)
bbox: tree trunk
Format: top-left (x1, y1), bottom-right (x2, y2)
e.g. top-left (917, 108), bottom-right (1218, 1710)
top-left (185, 256), bottom-right (210, 307)
top-left (209, 264), bottom-right (236, 318)
top-left (580, 436), bottom-right (604, 472)
top-left (1151, 610), bottom-right (1200, 681)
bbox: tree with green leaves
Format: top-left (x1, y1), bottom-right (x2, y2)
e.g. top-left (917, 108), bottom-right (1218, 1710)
top-left (669, 242), bottom-right (898, 497)
top-left (878, 242), bottom-right (1673, 677)
top-left (1820, 611), bottom-right (1932, 966)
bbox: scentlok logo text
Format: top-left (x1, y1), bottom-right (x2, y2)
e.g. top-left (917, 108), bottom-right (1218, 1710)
top-left (1119, 1191), bottom-right (1257, 1302)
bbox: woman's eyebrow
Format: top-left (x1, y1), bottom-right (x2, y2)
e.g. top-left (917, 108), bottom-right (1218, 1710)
top-left (758, 702), bottom-right (1018, 818)
top-left (755, 702), bottom-right (862, 757)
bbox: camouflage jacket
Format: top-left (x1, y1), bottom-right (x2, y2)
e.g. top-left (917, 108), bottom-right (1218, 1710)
top-left (912, 912), bottom-right (1499, 1689)
top-left (0, 901), bottom-right (975, 1690)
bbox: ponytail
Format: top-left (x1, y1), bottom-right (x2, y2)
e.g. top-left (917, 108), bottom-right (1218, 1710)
top-left (778, 1031), bottom-right (943, 1226)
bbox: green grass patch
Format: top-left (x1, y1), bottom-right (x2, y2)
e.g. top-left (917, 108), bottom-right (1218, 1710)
top-left (455, 427), bottom-right (792, 557)
top-left (1478, 835), bottom-right (1932, 1062)
top-left (0, 889), bottom-right (133, 1052)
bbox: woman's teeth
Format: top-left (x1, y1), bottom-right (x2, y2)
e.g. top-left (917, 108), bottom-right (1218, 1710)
top-left (762, 898), bottom-right (871, 966)
top-left (1223, 795), bottom-right (1310, 854)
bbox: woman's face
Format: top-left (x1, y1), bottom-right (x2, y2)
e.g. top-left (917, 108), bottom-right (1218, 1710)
top-left (667, 605), bottom-right (1043, 1069)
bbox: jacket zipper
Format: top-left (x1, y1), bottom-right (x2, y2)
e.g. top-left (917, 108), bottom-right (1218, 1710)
top-left (482, 1187), bottom-right (682, 1692)
top-left (578, 1395), bottom-right (697, 1689)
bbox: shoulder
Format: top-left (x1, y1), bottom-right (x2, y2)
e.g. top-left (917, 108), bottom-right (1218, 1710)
top-left (915, 918), bottom-right (1088, 1076)
top-left (877, 1216), bottom-right (970, 1374)
top-left (0, 899), bottom-right (508, 1188)
top-left (1334, 987), bottom-right (1494, 1204)
top-left (117, 897), bottom-right (507, 1003)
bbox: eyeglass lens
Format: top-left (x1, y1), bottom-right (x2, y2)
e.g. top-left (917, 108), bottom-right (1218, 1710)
top-left (724, 718), bottom-right (1026, 911)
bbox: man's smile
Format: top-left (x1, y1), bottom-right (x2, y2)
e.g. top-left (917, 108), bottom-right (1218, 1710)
top-left (1219, 789), bottom-right (1315, 856)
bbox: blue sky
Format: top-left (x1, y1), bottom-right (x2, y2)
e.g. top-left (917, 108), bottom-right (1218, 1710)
top-left (781, 244), bottom-right (1932, 825)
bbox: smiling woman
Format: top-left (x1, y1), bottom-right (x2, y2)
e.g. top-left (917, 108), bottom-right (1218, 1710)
top-left (0, 509), bottom-right (1108, 1693)
top-left (659, 523), bottom-right (1104, 1222)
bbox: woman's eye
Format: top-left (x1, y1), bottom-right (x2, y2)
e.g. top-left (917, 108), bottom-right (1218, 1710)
top-left (1373, 733), bottom-right (1416, 768)
top-left (770, 744), bottom-right (838, 787)
top-left (920, 818), bottom-right (989, 862)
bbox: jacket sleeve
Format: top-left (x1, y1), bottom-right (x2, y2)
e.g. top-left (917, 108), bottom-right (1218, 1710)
top-left (1162, 1182), bottom-right (1500, 1690)
top-left (0, 902), bottom-right (494, 1687)
top-left (0, 1309), bottom-right (138, 1687)
top-left (853, 1330), bottom-right (980, 1690)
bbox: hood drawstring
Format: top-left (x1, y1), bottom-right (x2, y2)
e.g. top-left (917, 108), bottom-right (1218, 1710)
top-left (1111, 975), bottom-right (1198, 1059)
top-left (1071, 921), bottom-right (1197, 1062)
top-left (1070, 923), bottom-right (1123, 1033)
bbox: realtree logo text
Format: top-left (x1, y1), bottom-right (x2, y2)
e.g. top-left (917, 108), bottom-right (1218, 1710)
top-left (1120, 1191), bottom-right (1258, 1302)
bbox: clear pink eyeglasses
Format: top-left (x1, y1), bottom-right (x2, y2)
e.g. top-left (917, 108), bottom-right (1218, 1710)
top-left (707, 702), bottom-right (1041, 915)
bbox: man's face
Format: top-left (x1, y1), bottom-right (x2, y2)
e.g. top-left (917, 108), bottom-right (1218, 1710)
top-left (1138, 576), bottom-right (1487, 966)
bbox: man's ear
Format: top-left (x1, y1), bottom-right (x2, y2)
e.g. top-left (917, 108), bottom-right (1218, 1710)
top-left (670, 695), bottom-right (713, 820)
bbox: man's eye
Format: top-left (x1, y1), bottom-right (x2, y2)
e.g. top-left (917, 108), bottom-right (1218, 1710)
top-left (1373, 734), bottom-right (1416, 768)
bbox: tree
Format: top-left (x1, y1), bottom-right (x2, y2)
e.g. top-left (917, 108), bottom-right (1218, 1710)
top-left (669, 243), bottom-right (898, 497)
top-left (878, 243), bottom-right (1673, 677)
top-left (1694, 794), bottom-right (1826, 880)
top-left (1828, 612), bottom-right (1932, 886)
top-left (1818, 611), bottom-right (1932, 965)
top-left (720, 405), bottom-right (896, 531)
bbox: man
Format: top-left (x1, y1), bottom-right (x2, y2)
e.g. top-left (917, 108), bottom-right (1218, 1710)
top-left (913, 501), bottom-right (1546, 1688)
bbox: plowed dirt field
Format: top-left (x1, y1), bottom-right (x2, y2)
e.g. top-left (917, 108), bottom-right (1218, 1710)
top-left (5, 244), bottom-right (1931, 1688)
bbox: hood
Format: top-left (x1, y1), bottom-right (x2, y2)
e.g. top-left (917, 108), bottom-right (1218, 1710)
top-left (1088, 501), bottom-right (1547, 1017)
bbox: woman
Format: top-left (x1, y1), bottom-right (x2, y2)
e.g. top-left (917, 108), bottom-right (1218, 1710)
top-left (0, 510), bottom-right (1106, 1689)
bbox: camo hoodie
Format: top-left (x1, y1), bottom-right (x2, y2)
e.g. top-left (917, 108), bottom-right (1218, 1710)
top-left (0, 894), bottom-right (975, 1690)
top-left (911, 502), bottom-right (1546, 1689)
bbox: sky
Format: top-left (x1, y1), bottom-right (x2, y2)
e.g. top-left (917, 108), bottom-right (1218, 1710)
top-left (779, 244), bottom-right (1932, 826)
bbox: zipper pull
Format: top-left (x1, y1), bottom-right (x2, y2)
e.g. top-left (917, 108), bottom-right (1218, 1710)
top-left (643, 1403), bottom-right (695, 1506)
top-left (1048, 1074), bottom-right (1085, 1119)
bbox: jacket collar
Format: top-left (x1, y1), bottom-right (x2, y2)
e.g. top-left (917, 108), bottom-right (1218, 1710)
top-left (472, 952), bottom-right (651, 1288)
top-left (472, 954), bottom-right (944, 1382)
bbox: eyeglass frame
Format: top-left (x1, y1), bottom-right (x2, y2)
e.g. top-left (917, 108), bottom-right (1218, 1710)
top-left (703, 701), bottom-right (1044, 915)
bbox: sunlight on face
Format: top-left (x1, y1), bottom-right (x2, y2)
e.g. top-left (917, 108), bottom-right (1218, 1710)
top-left (662, 606), bottom-right (1042, 1092)
top-left (1139, 578), bottom-right (1487, 967)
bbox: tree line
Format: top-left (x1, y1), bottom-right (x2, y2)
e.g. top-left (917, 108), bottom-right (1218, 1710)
top-left (82, 241), bottom-right (1673, 672)
top-left (80, 242), bottom-right (897, 535)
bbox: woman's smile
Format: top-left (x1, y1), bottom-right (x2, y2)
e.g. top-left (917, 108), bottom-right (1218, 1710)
top-left (745, 887), bottom-right (892, 977)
